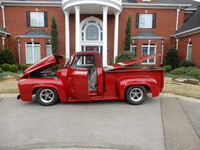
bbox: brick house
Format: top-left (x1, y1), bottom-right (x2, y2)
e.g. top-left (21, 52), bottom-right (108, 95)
top-left (0, 0), bottom-right (199, 68)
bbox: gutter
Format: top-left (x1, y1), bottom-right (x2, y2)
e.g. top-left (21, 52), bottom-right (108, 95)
top-left (1, 1), bottom-right (62, 7)
top-left (172, 26), bottom-right (200, 38)
top-left (122, 3), bottom-right (191, 9)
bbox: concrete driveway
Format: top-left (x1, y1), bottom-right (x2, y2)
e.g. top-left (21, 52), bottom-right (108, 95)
top-left (0, 95), bottom-right (200, 150)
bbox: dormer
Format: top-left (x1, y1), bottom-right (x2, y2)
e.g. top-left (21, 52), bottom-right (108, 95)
top-left (137, 0), bottom-right (155, 3)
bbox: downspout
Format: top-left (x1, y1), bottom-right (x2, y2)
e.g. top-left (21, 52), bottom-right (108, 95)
top-left (176, 38), bottom-right (179, 50)
top-left (1, 5), bottom-right (5, 28)
top-left (176, 6), bottom-right (181, 30)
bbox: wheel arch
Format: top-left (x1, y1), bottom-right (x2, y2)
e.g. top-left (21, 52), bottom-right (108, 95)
top-left (32, 84), bottom-right (68, 103)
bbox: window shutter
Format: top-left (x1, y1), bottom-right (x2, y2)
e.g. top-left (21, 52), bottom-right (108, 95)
top-left (152, 13), bottom-right (157, 28)
top-left (136, 13), bottom-right (139, 28)
top-left (44, 11), bottom-right (48, 27)
top-left (26, 11), bottom-right (30, 27)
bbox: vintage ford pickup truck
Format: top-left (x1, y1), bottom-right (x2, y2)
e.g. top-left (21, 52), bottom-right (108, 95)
top-left (18, 51), bottom-right (164, 106)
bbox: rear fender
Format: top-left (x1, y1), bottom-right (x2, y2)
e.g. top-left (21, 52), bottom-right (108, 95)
top-left (116, 77), bottom-right (160, 100)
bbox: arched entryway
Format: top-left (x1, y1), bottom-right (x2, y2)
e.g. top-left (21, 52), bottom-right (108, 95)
top-left (80, 17), bottom-right (103, 57)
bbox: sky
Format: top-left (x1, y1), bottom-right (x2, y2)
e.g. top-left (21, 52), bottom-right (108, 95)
top-left (194, 0), bottom-right (200, 2)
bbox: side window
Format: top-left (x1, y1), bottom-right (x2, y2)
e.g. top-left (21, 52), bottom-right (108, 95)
top-left (72, 55), bottom-right (95, 68)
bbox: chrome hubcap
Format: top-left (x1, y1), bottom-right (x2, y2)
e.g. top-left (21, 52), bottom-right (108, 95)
top-left (40, 89), bottom-right (54, 103)
top-left (130, 88), bottom-right (143, 102)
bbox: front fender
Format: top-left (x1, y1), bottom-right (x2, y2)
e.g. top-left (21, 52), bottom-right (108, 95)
top-left (18, 78), bottom-right (68, 102)
top-left (116, 77), bottom-right (160, 100)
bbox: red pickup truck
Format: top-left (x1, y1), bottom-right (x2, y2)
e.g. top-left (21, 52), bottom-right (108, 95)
top-left (18, 51), bottom-right (164, 106)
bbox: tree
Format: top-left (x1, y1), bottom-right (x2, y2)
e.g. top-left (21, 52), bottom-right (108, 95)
top-left (124, 13), bottom-right (132, 51)
top-left (164, 47), bottom-right (179, 69)
top-left (50, 15), bottom-right (58, 54)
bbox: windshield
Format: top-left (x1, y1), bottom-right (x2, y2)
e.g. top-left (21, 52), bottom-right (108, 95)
top-left (65, 55), bottom-right (74, 67)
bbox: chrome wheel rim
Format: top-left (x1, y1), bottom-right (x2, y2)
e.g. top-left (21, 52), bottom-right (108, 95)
top-left (130, 88), bottom-right (143, 102)
top-left (40, 89), bottom-right (54, 103)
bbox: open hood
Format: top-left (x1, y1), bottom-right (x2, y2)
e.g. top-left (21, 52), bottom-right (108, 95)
top-left (22, 54), bottom-right (65, 77)
top-left (104, 54), bottom-right (163, 71)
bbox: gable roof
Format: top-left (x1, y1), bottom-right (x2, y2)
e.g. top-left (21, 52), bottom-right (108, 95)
top-left (155, 0), bottom-right (200, 9)
top-left (16, 29), bottom-right (51, 38)
top-left (173, 6), bottom-right (200, 37)
top-left (131, 31), bottom-right (166, 39)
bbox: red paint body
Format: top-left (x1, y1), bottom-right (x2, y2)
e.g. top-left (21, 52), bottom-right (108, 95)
top-left (18, 51), bottom-right (164, 103)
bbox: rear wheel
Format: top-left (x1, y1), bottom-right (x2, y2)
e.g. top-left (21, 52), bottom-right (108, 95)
top-left (126, 85), bottom-right (147, 105)
top-left (36, 87), bottom-right (58, 106)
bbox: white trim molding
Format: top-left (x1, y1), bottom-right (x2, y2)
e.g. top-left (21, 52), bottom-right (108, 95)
top-left (172, 26), bottom-right (200, 38)
top-left (123, 3), bottom-right (191, 9)
top-left (0, 1), bottom-right (62, 7)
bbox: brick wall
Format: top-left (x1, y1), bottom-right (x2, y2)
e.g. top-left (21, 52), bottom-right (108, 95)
top-left (4, 6), bottom-right (65, 64)
top-left (118, 8), bottom-right (185, 67)
top-left (178, 32), bottom-right (200, 68)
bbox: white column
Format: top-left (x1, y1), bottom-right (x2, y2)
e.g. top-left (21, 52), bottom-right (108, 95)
top-left (74, 6), bottom-right (80, 52)
top-left (1, 5), bottom-right (5, 28)
top-left (176, 38), bottom-right (179, 50)
top-left (64, 11), bottom-right (70, 60)
top-left (114, 11), bottom-right (120, 63)
top-left (103, 6), bottom-right (108, 66)
top-left (176, 8), bottom-right (180, 31)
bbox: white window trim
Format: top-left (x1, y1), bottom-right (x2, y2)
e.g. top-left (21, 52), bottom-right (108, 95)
top-left (26, 42), bottom-right (40, 64)
top-left (160, 44), bottom-right (164, 64)
top-left (130, 43), bottom-right (137, 56)
top-left (142, 43), bottom-right (157, 64)
top-left (80, 17), bottom-right (103, 45)
top-left (186, 42), bottom-right (192, 60)
top-left (46, 43), bottom-right (52, 56)
top-left (30, 12), bottom-right (44, 27)
top-left (139, 13), bottom-right (153, 29)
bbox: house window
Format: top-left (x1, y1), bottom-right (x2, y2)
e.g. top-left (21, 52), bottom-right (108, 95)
top-left (26, 11), bottom-right (48, 27)
top-left (30, 12), bottom-right (44, 27)
top-left (136, 13), bottom-right (156, 28)
top-left (46, 43), bottom-right (52, 56)
top-left (131, 43), bottom-right (137, 56)
top-left (142, 43), bottom-right (156, 64)
top-left (160, 44), bottom-right (164, 64)
top-left (187, 42), bottom-right (192, 60)
top-left (26, 42), bottom-right (41, 64)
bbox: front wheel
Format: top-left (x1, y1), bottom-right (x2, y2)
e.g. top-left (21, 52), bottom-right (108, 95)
top-left (125, 85), bottom-right (147, 105)
top-left (36, 87), bottom-right (58, 106)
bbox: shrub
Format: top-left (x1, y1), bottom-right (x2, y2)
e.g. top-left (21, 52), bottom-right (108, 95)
top-left (115, 51), bottom-right (135, 63)
top-left (1, 63), bottom-right (11, 71)
top-left (164, 65), bottom-right (172, 72)
top-left (0, 48), bottom-right (16, 65)
top-left (50, 64), bottom-right (63, 72)
top-left (109, 56), bottom-right (114, 65)
top-left (172, 67), bottom-right (200, 79)
top-left (179, 60), bottom-right (196, 67)
top-left (0, 67), bottom-right (3, 73)
top-left (21, 64), bottom-right (28, 71)
top-left (9, 64), bottom-right (18, 73)
top-left (164, 48), bottom-right (179, 69)
top-left (18, 64), bottom-right (27, 71)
